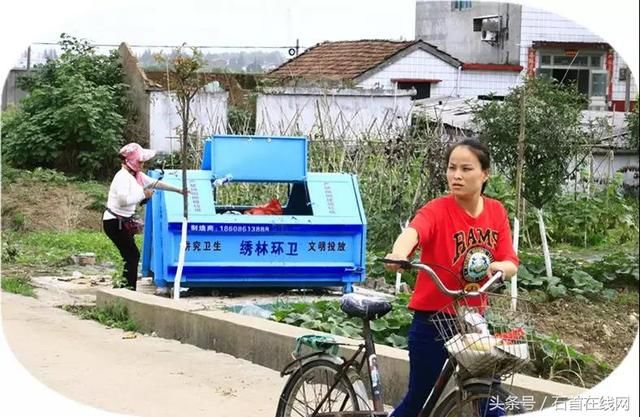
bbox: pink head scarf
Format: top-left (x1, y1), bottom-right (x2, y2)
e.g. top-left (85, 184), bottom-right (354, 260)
top-left (119, 143), bottom-right (156, 186)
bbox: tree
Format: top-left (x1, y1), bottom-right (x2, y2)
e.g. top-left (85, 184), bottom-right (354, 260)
top-left (154, 45), bottom-right (206, 210)
top-left (472, 76), bottom-right (589, 277)
top-left (626, 96), bottom-right (639, 150)
top-left (473, 76), bottom-right (589, 209)
top-left (2, 33), bottom-right (128, 179)
top-left (154, 45), bottom-right (205, 299)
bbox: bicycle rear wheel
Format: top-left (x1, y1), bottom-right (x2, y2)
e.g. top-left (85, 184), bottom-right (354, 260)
top-left (276, 359), bottom-right (363, 417)
top-left (430, 383), bottom-right (524, 417)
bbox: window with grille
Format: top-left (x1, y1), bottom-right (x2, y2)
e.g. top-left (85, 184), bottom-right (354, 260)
top-left (452, 1), bottom-right (472, 11)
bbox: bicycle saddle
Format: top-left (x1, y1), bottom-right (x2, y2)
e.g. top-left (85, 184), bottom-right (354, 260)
top-left (340, 293), bottom-right (392, 320)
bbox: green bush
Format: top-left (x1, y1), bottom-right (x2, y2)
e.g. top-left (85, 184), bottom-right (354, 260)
top-left (625, 96), bottom-right (639, 149)
top-left (544, 175), bottom-right (639, 247)
top-left (228, 105), bottom-right (255, 134)
top-left (2, 34), bottom-right (127, 179)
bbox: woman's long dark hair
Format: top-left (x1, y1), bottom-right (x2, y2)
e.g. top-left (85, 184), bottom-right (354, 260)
top-left (444, 139), bottom-right (491, 194)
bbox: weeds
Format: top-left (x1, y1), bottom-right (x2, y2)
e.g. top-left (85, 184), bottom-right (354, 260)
top-left (1, 275), bottom-right (36, 297)
top-left (529, 332), bottom-right (612, 387)
top-left (63, 303), bottom-right (138, 332)
top-left (3, 230), bottom-right (121, 266)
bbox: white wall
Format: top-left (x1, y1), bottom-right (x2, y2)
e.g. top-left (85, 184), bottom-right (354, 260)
top-left (458, 70), bottom-right (522, 97)
top-left (358, 48), bottom-right (521, 100)
top-left (357, 49), bottom-right (460, 96)
top-left (149, 90), bottom-right (228, 153)
top-left (255, 88), bottom-right (414, 140)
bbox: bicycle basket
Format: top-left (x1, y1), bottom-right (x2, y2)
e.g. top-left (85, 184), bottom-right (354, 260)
top-left (430, 293), bottom-right (535, 379)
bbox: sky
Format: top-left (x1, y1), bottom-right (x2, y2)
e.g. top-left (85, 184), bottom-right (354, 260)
top-left (0, 1), bottom-right (639, 417)
top-left (0, 0), bottom-right (638, 74)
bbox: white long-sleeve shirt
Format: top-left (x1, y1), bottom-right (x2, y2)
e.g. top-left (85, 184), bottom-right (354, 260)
top-left (103, 168), bottom-right (152, 220)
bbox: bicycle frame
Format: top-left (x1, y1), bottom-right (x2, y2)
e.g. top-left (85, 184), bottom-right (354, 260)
top-left (281, 318), bottom-right (385, 416)
top-left (417, 358), bottom-right (456, 417)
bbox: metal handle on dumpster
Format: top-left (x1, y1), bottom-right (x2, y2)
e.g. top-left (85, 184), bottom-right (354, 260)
top-left (213, 174), bottom-right (233, 187)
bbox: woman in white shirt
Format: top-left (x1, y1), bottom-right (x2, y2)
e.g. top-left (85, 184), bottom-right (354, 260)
top-left (103, 143), bottom-right (184, 290)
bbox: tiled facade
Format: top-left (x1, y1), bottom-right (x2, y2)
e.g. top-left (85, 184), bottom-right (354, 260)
top-left (457, 69), bottom-right (521, 97)
top-left (357, 49), bottom-right (459, 92)
top-left (357, 49), bottom-right (520, 98)
top-left (519, 5), bottom-right (636, 109)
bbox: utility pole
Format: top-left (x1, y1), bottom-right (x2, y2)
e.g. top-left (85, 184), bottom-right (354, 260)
top-left (624, 67), bottom-right (631, 112)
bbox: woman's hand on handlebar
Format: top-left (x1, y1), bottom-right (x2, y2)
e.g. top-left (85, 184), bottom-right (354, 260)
top-left (382, 253), bottom-right (410, 272)
top-left (487, 261), bottom-right (517, 280)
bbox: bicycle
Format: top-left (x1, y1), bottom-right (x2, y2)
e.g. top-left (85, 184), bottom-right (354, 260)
top-left (275, 259), bottom-right (535, 417)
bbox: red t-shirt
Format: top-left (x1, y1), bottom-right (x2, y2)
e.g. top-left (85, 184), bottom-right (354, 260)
top-left (408, 194), bottom-right (519, 313)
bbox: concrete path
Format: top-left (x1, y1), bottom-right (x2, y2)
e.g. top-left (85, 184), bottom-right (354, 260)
top-left (1, 292), bottom-right (285, 417)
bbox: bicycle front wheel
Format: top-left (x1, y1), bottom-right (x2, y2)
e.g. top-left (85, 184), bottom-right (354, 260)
top-left (275, 359), bottom-right (363, 417)
top-left (430, 383), bottom-right (524, 417)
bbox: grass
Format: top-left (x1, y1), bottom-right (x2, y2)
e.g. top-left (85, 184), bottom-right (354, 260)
top-left (63, 303), bottom-right (138, 332)
top-left (74, 180), bottom-right (109, 211)
top-left (1, 275), bottom-right (36, 297)
top-left (3, 230), bottom-right (124, 266)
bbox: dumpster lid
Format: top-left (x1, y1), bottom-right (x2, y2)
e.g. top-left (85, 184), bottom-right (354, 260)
top-left (208, 135), bottom-right (307, 182)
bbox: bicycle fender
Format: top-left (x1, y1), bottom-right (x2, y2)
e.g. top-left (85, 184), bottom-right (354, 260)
top-left (280, 352), bottom-right (344, 377)
top-left (460, 377), bottom-right (501, 389)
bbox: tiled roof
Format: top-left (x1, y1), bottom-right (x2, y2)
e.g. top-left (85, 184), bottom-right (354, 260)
top-left (267, 40), bottom-right (418, 81)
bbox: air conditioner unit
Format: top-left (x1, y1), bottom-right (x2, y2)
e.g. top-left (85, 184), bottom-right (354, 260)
top-left (481, 16), bottom-right (501, 32)
top-left (474, 15), bottom-right (502, 43)
top-left (481, 30), bottom-right (498, 42)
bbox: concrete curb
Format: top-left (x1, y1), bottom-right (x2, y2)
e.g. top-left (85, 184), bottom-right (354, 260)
top-left (96, 288), bottom-right (586, 407)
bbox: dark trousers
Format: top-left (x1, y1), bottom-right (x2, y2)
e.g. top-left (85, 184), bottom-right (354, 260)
top-left (391, 311), bottom-right (448, 417)
top-left (103, 218), bottom-right (139, 289)
top-left (391, 311), bottom-right (506, 417)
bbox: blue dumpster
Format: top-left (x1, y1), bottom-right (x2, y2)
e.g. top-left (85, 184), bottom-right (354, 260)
top-left (141, 135), bottom-right (367, 293)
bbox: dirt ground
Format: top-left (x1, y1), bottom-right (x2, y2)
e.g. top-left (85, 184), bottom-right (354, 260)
top-left (2, 176), bottom-right (639, 390)
top-left (530, 292), bottom-right (639, 385)
top-left (1, 177), bottom-right (104, 232)
top-left (2, 292), bottom-right (285, 417)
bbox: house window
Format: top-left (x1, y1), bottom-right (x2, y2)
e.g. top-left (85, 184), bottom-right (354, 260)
top-left (398, 82), bottom-right (432, 100)
top-left (452, 1), bottom-right (472, 11)
top-left (537, 50), bottom-right (606, 99)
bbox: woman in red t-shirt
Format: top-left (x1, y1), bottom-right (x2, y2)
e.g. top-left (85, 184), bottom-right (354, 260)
top-left (384, 139), bottom-right (518, 417)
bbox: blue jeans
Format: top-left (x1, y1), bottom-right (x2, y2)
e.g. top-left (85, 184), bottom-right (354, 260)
top-left (390, 311), bottom-right (505, 417)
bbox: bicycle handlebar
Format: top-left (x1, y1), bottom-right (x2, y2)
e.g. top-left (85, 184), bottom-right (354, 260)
top-left (379, 258), bottom-right (503, 297)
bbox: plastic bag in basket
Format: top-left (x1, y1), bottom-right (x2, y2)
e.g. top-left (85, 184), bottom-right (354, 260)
top-left (494, 342), bottom-right (530, 361)
top-left (444, 333), bottom-right (500, 370)
top-left (444, 332), bottom-right (529, 374)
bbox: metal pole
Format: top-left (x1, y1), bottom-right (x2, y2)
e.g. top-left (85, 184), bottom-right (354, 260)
top-left (26, 46), bottom-right (31, 71)
top-left (515, 82), bottom-right (527, 224)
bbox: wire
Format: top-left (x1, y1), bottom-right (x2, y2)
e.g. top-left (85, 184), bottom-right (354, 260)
top-left (31, 41), bottom-right (305, 50)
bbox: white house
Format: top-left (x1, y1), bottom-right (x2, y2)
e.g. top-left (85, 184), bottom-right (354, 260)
top-left (415, 1), bottom-right (638, 111)
top-left (261, 39), bottom-right (524, 138)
